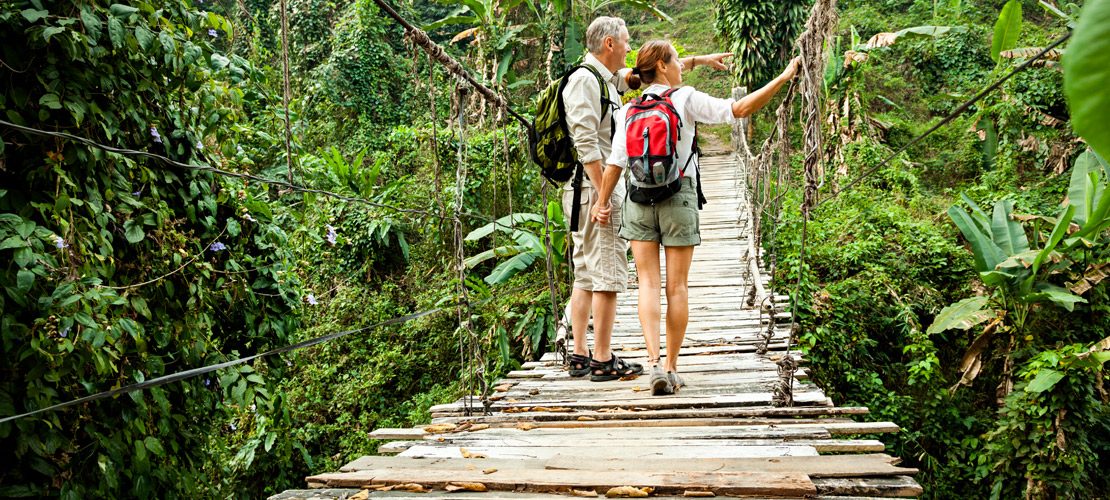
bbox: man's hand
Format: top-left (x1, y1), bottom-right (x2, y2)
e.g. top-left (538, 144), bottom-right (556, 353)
top-left (591, 200), bottom-right (612, 225)
top-left (698, 52), bottom-right (734, 71)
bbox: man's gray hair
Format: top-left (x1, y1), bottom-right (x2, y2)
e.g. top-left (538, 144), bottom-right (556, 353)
top-left (586, 16), bottom-right (626, 54)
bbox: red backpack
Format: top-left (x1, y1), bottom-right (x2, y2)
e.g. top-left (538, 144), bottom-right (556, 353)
top-left (625, 88), bottom-right (703, 206)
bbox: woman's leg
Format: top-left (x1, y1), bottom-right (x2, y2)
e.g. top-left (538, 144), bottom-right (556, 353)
top-left (630, 240), bottom-right (662, 366)
top-left (662, 245), bottom-right (695, 373)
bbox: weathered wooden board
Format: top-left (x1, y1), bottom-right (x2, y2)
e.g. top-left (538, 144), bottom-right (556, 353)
top-left (306, 466), bottom-right (818, 497)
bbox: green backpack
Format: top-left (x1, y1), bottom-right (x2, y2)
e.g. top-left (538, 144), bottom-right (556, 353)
top-left (528, 64), bottom-right (614, 230)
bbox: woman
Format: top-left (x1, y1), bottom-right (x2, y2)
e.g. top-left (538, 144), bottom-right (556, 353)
top-left (592, 40), bottom-right (799, 395)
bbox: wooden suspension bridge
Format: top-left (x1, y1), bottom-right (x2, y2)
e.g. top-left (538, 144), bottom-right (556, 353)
top-left (271, 144), bottom-right (923, 498)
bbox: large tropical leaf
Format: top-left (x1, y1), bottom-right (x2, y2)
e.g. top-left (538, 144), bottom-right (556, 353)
top-left (463, 244), bottom-right (530, 268)
top-left (485, 251), bottom-right (538, 284)
top-left (991, 0), bottom-right (1023, 62)
top-left (1020, 283), bottom-right (1088, 311)
top-left (1032, 204), bottom-right (1075, 276)
top-left (1025, 368), bottom-right (1065, 393)
top-left (927, 296), bottom-right (994, 334)
top-left (864, 26), bottom-right (959, 49)
top-left (949, 205), bottom-right (1006, 272)
top-left (961, 193), bottom-right (992, 235)
top-left (990, 199), bottom-right (1029, 256)
top-left (465, 213), bottom-right (545, 241)
top-left (1065, 0), bottom-right (1110, 159)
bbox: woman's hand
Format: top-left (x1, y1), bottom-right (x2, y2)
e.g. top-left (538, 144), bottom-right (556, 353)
top-left (782, 56), bottom-right (802, 80)
top-left (591, 200), bottom-right (612, 225)
top-left (698, 52), bottom-right (734, 71)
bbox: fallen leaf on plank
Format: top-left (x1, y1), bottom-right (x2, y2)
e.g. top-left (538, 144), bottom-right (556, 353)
top-left (349, 490), bottom-right (369, 500)
top-left (571, 489), bottom-right (599, 497)
top-left (516, 422), bottom-right (538, 431)
top-left (577, 416), bottom-right (596, 421)
top-left (483, 468), bottom-right (498, 474)
top-left (445, 482), bottom-right (487, 492)
top-left (684, 491), bottom-right (715, 497)
top-left (606, 486), bottom-right (651, 497)
top-left (460, 447), bottom-right (487, 459)
top-left (422, 423), bottom-right (457, 433)
top-left (468, 423), bottom-right (490, 432)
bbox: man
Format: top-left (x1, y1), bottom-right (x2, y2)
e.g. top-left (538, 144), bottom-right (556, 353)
top-left (562, 16), bottom-right (731, 381)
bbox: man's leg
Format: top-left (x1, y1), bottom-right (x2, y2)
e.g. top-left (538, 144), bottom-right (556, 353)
top-left (591, 290), bottom-right (617, 362)
top-left (570, 287), bottom-right (593, 358)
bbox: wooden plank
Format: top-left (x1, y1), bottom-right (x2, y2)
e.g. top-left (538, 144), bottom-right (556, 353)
top-left (381, 439), bottom-right (885, 455)
top-left (812, 476), bottom-right (923, 497)
top-left (431, 406), bottom-right (870, 424)
top-left (307, 466), bottom-right (817, 497)
top-left (394, 443), bottom-right (824, 459)
top-left (339, 454), bottom-right (918, 478)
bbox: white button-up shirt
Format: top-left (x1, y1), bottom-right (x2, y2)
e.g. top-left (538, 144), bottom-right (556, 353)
top-left (561, 53), bottom-right (631, 188)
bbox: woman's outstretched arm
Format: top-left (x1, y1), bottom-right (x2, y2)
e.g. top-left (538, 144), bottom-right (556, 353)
top-left (732, 57), bottom-right (801, 118)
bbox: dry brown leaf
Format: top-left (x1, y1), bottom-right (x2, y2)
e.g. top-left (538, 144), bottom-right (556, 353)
top-left (516, 423), bottom-right (538, 431)
top-left (349, 490), bottom-right (370, 500)
top-left (450, 27), bottom-right (478, 44)
top-left (529, 389), bottom-right (540, 395)
top-left (459, 447), bottom-right (487, 459)
top-left (618, 374), bottom-right (640, 381)
top-left (577, 416), bottom-right (597, 421)
top-left (631, 386), bottom-right (646, 392)
top-left (606, 486), bottom-right (651, 498)
top-left (571, 489), bottom-right (599, 497)
top-left (446, 482), bottom-right (488, 492)
top-left (382, 483), bottom-right (427, 493)
top-left (468, 424), bottom-right (490, 432)
top-left (866, 32), bottom-right (898, 48)
top-left (422, 423), bottom-right (457, 434)
top-left (483, 468), bottom-right (498, 474)
top-left (684, 491), bottom-right (716, 498)
top-left (843, 50), bottom-right (868, 67)
top-left (493, 383), bottom-right (514, 392)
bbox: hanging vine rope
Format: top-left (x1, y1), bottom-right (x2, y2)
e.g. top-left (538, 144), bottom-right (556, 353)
top-left (369, 0), bottom-right (531, 132)
top-left (451, 82), bottom-right (491, 416)
top-left (278, 0), bottom-right (295, 184)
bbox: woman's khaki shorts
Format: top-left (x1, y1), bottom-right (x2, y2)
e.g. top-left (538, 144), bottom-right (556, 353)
top-left (620, 177), bottom-right (701, 247)
top-left (563, 181), bottom-right (629, 292)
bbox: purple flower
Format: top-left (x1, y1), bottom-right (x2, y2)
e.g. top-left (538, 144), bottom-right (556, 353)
top-left (204, 378), bottom-right (211, 387)
top-left (208, 29), bottom-right (218, 38)
top-left (53, 235), bottom-right (68, 249)
top-left (132, 190), bottom-right (142, 197)
top-left (195, 141), bottom-right (204, 150)
top-left (150, 127), bottom-right (162, 143)
top-left (305, 294), bottom-right (317, 306)
top-left (209, 241), bottom-right (227, 252)
top-left (325, 224), bottom-right (337, 246)
top-left (236, 145), bottom-right (244, 155)
top-left (59, 326), bottom-right (70, 338)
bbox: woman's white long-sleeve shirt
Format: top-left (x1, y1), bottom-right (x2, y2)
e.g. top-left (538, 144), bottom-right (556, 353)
top-left (607, 84), bottom-right (736, 185)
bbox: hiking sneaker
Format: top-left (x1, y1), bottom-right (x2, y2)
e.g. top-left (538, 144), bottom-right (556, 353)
top-left (668, 371), bottom-right (684, 392)
top-left (650, 365), bottom-right (673, 396)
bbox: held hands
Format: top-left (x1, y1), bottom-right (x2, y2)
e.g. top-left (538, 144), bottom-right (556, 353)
top-left (591, 200), bottom-right (612, 225)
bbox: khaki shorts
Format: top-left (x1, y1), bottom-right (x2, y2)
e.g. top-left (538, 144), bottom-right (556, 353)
top-left (563, 180), bottom-right (629, 292)
top-left (620, 177), bottom-right (701, 246)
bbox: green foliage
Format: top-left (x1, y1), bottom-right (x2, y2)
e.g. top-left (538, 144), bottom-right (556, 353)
top-left (990, 0), bottom-right (1023, 62)
top-left (0, 0), bottom-right (305, 496)
top-left (713, 0), bottom-right (811, 87)
top-left (1065, 0), bottom-right (1110, 160)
